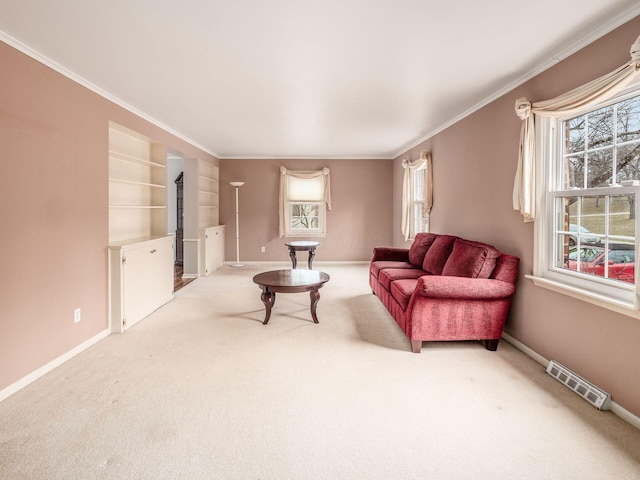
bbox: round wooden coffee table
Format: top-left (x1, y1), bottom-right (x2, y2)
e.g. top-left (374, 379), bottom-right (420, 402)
top-left (252, 269), bottom-right (330, 324)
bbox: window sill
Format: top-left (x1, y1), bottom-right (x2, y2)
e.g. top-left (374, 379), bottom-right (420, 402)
top-left (526, 274), bottom-right (640, 320)
top-left (284, 233), bottom-right (328, 238)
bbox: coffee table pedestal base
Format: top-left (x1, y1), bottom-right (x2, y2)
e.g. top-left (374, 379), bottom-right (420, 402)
top-left (253, 270), bottom-right (329, 324)
top-left (258, 287), bottom-right (321, 324)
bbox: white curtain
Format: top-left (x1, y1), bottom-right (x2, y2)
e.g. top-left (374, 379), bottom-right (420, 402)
top-left (279, 166), bottom-right (331, 237)
top-left (513, 34), bottom-right (640, 222)
top-left (401, 150), bottom-right (432, 241)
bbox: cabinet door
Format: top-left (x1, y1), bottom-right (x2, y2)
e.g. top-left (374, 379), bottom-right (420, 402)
top-left (122, 240), bottom-right (173, 328)
top-left (213, 228), bottom-right (225, 269)
top-left (204, 227), bottom-right (225, 275)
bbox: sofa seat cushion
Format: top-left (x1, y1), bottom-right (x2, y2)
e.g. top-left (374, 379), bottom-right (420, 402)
top-left (422, 235), bottom-right (458, 275)
top-left (378, 268), bottom-right (426, 290)
top-left (408, 233), bottom-right (438, 267)
top-left (441, 238), bottom-right (500, 279)
top-left (370, 261), bottom-right (415, 279)
top-left (390, 279), bottom-right (419, 310)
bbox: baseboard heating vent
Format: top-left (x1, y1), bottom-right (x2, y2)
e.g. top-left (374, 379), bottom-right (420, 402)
top-left (546, 360), bottom-right (611, 410)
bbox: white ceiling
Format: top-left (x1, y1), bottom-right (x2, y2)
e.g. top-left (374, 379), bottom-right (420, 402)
top-left (1, 1), bottom-right (640, 159)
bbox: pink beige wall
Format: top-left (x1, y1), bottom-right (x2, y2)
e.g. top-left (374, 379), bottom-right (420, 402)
top-left (219, 159), bottom-right (393, 262)
top-left (0, 41), bottom-right (218, 391)
top-left (392, 16), bottom-right (640, 417)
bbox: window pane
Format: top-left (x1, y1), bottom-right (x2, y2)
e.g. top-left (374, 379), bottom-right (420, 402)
top-left (617, 96), bottom-right (640, 143)
top-left (617, 143), bottom-right (640, 182)
top-left (555, 232), bottom-right (571, 270)
top-left (573, 196), bottom-right (604, 247)
top-left (608, 194), bottom-right (635, 243)
top-left (587, 105), bottom-right (614, 149)
top-left (290, 203), bottom-right (319, 230)
top-left (414, 170), bottom-right (425, 202)
top-left (555, 196), bottom-right (571, 235)
top-left (414, 202), bottom-right (427, 234)
top-left (562, 155), bottom-right (584, 189)
top-left (566, 115), bottom-right (585, 154)
top-left (586, 149), bottom-right (613, 187)
top-left (555, 197), bottom-right (575, 271)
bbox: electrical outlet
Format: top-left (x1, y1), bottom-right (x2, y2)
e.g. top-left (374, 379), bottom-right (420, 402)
top-left (74, 308), bottom-right (81, 323)
top-left (261, 246), bottom-right (266, 253)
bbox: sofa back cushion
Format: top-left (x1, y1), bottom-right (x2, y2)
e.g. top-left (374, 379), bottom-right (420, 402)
top-left (422, 235), bottom-right (458, 275)
top-left (441, 238), bottom-right (500, 279)
top-left (491, 253), bottom-right (520, 284)
top-left (408, 233), bottom-right (438, 267)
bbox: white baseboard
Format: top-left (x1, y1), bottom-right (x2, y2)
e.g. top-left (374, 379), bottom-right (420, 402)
top-left (0, 329), bottom-right (111, 403)
top-left (501, 332), bottom-right (549, 367)
top-left (610, 403), bottom-right (640, 431)
top-left (502, 332), bottom-right (640, 431)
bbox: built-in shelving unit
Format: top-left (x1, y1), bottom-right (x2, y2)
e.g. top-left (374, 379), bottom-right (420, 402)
top-left (108, 123), bottom-right (174, 332)
top-left (108, 124), bottom-right (168, 243)
top-left (198, 160), bottom-right (219, 228)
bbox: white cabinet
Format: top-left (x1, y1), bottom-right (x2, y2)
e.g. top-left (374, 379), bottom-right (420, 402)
top-left (201, 225), bottom-right (225, 275)
top-left (109, 236), bottom-right (174, 333)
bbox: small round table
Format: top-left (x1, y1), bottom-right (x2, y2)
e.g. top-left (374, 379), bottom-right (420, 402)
top-left (285, 240), bottom-right (320, 269)
top-left (252, 269), bottom-right (330, 324)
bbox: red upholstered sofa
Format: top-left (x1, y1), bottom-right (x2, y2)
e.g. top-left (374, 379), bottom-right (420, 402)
top-left (369, 233), bottom-right (519, 353)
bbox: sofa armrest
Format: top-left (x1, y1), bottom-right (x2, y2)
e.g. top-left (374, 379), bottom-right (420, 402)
top-left (372, 247), bottom-right (410, 262)
top-left (415, 275), bottom-right (515, 300)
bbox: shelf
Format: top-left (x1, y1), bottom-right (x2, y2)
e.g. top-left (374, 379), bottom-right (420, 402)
top-left (108, 234), bottom-right (175, 248)
top-left (109, 124), bottom-right (168, 244)
top-left (109, 149), bottom-right (166, 169)
top-left (109, 178), bottom-right (166, 189)
top-left (196, 161), bottom-right (219, 232)
top-left (109, 205), bottom-right (166, 209)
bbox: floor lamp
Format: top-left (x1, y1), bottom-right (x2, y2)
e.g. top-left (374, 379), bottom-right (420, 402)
top-left (229, 181), bottom-right (245, 268)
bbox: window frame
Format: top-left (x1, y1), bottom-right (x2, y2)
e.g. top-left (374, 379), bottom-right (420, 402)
top-left (532, 85), bottom-right (640, 311)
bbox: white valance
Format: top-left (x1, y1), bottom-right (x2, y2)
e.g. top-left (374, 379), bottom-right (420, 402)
top-left (401, 150), bottom-right (432, 241)
top-left (279, 166), bottom-right (331, 237)
top-left (513, 34), bottom-right (640, 222)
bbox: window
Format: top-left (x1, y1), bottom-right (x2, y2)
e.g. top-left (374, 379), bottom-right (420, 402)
top-left (539, 88), bottom-right (640, 305)
top-left (513, 35), bottom-right (640, 313)
top-left (413, 166), bottom-right (429, 236)
top-left (279, 167), bottom-right (331, 237)
top-left (290, 203), bottom-right (320, 231)
top-left (401, 151), bottom-right (432, 241)
top-left (288, 174), bottom-right (323, 234)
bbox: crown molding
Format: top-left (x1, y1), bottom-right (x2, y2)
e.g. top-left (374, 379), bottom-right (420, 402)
top-left (218, 155), bottom-right (393, 160)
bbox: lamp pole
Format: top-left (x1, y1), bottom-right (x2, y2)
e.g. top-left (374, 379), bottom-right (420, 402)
top-left (229, 182), bottom-right (245, 267)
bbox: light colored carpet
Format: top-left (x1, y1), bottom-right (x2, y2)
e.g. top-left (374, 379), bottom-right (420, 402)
top-left (1, 262), bottom-right (639, 480)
